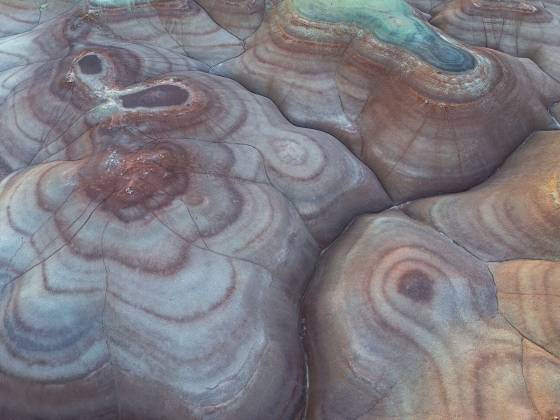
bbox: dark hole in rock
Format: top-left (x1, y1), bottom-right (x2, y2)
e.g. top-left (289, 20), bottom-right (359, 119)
top-left (120, 85), bottom-right (189, 108)
top-left (78, 54), bottom-right (102, 75)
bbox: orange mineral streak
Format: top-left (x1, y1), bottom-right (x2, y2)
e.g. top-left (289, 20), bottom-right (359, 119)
top-left (543, 175), bottom-right (560, 208)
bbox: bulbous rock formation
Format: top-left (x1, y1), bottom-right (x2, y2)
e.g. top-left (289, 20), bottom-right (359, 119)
top-left (1, 0), bottom-right (560, 418)
top-left (0, 72), bottom-right (387, 419)
top-left (0, 22), bottom-right (390, 242)
top-left (0, 149), bottom-right (309, 419)
top-left (303, 210), bottom-right (560, 418)
top-left (430, 0), bottom-right (560, 81)
top-left (0, 16), bottom-right (207, 178)
top-left (0, 4), bottom-right (392, 416)
top-left (405, 130), bottom-right (560, 261)
top-left (304, 129), bottom-right (560, 418)
top-left (213, 0), bottom-right (560, 202)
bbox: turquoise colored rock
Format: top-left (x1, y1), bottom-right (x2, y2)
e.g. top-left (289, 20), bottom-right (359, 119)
top-left (293, 0), bottom-right (476, 72)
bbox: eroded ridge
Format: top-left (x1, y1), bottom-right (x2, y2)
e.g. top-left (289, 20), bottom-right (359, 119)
top-left (430, 0), bottom-right (560, 81)
top-left (212, 0), bottom-right (560, 202)
top-left (405, 131), bottom-right (560, 261)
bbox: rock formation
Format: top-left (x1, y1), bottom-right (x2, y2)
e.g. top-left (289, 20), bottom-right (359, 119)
top-left (304, 132), bottom-right (560, 418)
top-left (405, 131), bottom-right (560, 261)
top-left (430, 0), bottom-right (560, 81)
top-left (0, 0), bottom-right (558, 418)
top-left (304, 210), bottom-right (560, 418)
top-left (213, 0), bottom-right (560, 201)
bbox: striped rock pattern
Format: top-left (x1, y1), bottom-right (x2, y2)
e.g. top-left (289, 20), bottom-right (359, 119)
top-left (0, 13), bottom-right (206, 179)
top-left (0, 4), bottom-right (390, 418)
top-left (82, 0), bottom-right (245, 66)
top-left (305, 131), bottom-right (560, 418)
top-left (304, 210), bottom-right (560, 418)
top-left (0, 147), bottom-right (311, 419)
top-left (0, 14), bottom-right (390, 242)
top-left (430, 0), bottom-right (560, 81)
top-left (0, 76), bottom-right (387, 419)
top-left (490, 260), bottom-right (560, 358)
top-left (405, 131), bottom-right (560, 261)
top-left (1, 0), bottom-right (560, 419)
top-left (0, 0), bottom-right (77, 37)
top-left (0, 0), bottom-right (249, 66)
top-left (213, 0), bottom-right (560, 202)
top-left (407, 0), bottom-right (560, 14)
top-left (196, 0), bottom-right (266, 39)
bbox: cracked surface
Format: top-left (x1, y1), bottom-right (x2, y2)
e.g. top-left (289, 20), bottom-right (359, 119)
top-left (304, 210), bottom-right (548, 418)
top-left (0, 0), bottom-right (559, 419)
top-left (305, 131), bottom-right (560, 419)
top-left (211, 0), bottom-right (560, 202)
top-left (429, 0), bottom-right (560, 80)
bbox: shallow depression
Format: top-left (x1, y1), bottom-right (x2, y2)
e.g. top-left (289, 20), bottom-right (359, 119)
top-left (120, 84), bottom-right (190, 108)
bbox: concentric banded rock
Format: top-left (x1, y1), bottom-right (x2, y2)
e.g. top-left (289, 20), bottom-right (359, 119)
top-left (0, 149), bottom-right (312, 419)
top-left (0, 6), bottom-right (391, 414)
top-left (303, 210), bottom-right (560, 418)
top-left (0, 13), bottom-right (206, 179)
top-left (0, 0), bottom-right (77, 37)
top-left (304, 127), bottom-right (560, 418)
top-left (405, 130), bottom-right (560, 261)
top-left (490, 260), bottom-right (560, 358)
top-left (2, 0), bottom-right (560, 418)
top-left (430, 0), bottom-right (560, 81)
top-left (83, 0), bottom-right (245, 65)
top-left (196, 0), bottom-right (266, 39)
top-left (0, 75), bottom-right (387, 420)
top-left (213, 0), bottom-right (560, 202)
top-left (0, 25), bottom-right (390, 242)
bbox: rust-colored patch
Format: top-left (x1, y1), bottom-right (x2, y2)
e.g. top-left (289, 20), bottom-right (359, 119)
top-left (79, 144), bottom-right (191, 221)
